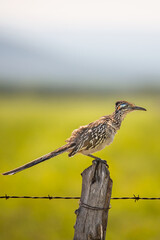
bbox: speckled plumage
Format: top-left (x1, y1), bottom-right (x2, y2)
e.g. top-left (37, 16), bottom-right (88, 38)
top-left (66, 116), bottom-right (117, 156)
top-left (2, 100), bottom-right (146, 175)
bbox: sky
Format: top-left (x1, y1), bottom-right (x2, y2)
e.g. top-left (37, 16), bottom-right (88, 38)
top-left (0, 0), bottom-right (160, 88)
top-left (1, 0), bottom-right (160, 31)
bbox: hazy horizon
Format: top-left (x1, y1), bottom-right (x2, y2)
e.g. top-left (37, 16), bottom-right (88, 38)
top-left (0, 0), bottom-right (160, 89)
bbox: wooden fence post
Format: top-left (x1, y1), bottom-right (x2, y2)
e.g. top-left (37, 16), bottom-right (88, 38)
top-left (73, 161), bottom-right (113, 240)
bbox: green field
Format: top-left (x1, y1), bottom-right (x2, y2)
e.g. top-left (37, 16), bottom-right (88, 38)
top-left (0, 94), bottom-right (160, 240)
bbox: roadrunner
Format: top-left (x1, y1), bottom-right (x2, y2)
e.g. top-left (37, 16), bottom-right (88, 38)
top-left (3, 101), bottom-right (146, 175)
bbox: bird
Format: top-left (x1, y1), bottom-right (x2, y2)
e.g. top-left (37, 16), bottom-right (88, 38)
top-left (2, 100), bottom-right (146, 175)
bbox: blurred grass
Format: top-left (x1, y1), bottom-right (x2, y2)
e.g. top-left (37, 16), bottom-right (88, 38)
top-left (0, 93), bottom-right (160, 240)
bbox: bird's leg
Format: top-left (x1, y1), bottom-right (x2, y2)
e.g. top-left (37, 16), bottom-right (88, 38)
top-left (87, 154), bottom-right (109, 168)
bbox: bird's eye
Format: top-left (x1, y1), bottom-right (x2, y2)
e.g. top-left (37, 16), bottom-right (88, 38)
top-left (120, 103), bottom-right (126, 108)
top-left (117, 103), bottom-right (127, 110)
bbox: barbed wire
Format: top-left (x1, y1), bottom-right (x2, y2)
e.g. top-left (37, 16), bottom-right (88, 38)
top-left (0, 194), bottom-right (160, 201)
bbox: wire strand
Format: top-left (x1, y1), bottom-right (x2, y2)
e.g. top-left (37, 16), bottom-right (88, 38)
top-left (0, 194), bottom-right (160, 201)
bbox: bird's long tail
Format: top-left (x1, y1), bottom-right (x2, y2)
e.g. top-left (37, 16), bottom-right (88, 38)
top-left (2, 143), bottom-right (75, 175)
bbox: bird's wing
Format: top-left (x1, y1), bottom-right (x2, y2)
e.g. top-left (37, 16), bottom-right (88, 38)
top-left (67, 121), bottom-right (110, 157)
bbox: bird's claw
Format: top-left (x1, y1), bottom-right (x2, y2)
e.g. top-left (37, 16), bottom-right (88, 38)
top-left (92, 158), bottom-right (109, 168)
top-left (91, 158), bottom-right (109, 184)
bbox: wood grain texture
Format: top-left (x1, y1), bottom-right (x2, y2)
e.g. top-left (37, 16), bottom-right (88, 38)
top-left (74, 161), bottom-right (113, 240)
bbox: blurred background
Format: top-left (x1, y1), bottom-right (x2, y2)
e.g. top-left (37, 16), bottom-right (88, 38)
top-left (0, 0), bottom-right (160, 239)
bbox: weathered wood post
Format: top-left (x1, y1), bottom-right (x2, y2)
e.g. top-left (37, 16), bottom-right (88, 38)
top-left (74, 161), bottom-right (113, 240)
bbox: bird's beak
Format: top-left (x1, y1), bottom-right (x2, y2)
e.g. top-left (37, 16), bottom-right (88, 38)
top-left (132, 105), bottom-right (147, 111)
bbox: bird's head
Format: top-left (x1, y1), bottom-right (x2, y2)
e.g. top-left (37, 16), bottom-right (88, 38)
top-left (115, 101), bottom-right (147, 114)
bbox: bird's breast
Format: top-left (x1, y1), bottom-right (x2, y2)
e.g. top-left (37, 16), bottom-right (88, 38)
top-left (104, 132), bottom-right (115, 145)
top-left (81, 130), bottom-right (115, 155)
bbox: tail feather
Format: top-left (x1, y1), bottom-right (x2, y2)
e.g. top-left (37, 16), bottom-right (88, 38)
top-left (2, 143), bottom-right (74, 175)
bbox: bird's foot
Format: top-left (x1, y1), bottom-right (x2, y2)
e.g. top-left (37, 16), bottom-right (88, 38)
top-left (92, 158), bottom-right (109, 168)
top-left (91, 158), bottom-right (109, 184)
top-left (92, 157), bottom-right (109, 184)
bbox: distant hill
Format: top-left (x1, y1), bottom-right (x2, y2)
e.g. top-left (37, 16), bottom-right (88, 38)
top-left (0, 32), bottom-right (160, 89)
top-left (0, 35), bottom-right (71, 79)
